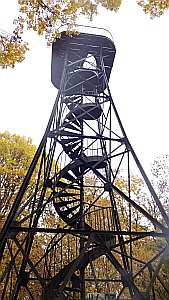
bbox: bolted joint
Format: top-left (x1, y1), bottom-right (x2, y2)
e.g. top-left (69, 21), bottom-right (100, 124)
top-left (104, 182), bottom-right (112, 192)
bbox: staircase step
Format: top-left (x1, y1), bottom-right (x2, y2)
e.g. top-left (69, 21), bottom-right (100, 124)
top-left (61, 138), bottom-right (79, 145)
top-left (73, 146), bottom-right (81, 155)
top-left (54, 199), bottom-right (78, 209)
top-left (62, 122), bottom-right (80, 131)
top-left (81, 160), bottom-right (107, 172)
top-left (70, 166), bottom-right (81, 177)
top-left (67, 102), bottom-right (81, 111)
top-left (65, 116), bottom-right (80, 128)
top-left (66, 103), bottom-right (102, 121)
top-left (62, 145), bottom-right (80, 158)
top-left (59, 204), bottom-right (80, 218)
top-left (59, 156), bottom-right (107, 185)
top-left (65, 146), bottom-right (81, 161)
top-left (62, 144), bottom-right (82, 160)
top-left (59, 192), bottom-right (79, 198)
top-left (55, 181), bottom-right (79, 190)
top-left (63, 95), bottom-right (81, 105)
top-left (68, 212), bottom-right (81, 224)
top-left (61, 172), bottom-right (75, 182)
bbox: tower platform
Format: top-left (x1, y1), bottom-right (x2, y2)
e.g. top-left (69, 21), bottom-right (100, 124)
top-left (51, 27), bottom-right (116, 95)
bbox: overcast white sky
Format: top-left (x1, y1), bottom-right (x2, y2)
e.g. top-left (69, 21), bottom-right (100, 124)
top-left (1, 0), bottom-right (169, 176)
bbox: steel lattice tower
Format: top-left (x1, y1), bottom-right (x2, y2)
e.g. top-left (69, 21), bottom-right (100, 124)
top-left (0, 26), bottom-right (169, 300)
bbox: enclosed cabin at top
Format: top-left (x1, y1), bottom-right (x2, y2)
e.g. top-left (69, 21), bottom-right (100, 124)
top-left (51, 26), bottom-right (116, 96)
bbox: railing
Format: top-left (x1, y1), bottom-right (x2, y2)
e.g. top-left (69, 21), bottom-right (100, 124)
top-left (44, 205), bottom-right (116, 281)
top-left (84, 205), bottom-right (116, 233)
top-left (84, 139), bottom-right (103, 157)
top-left (59, 24), bottom-right (114, 43)
top-left (44, 230), bottom-right (82, 280)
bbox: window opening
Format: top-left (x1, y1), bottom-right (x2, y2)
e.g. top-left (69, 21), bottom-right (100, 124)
top-left (83, 54), bottom-right (97, 69)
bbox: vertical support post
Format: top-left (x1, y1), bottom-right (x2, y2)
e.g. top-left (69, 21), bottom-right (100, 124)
top-left (79, 119), bottom-right (86, 300)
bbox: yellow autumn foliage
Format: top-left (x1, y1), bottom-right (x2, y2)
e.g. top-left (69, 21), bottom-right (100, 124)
top-left (0, 132), bottom-right (37, 227)
top-left (1, 0), bottom-right (169, 68)
top-left (0, 35), bottom-right (29, 68)
top-left (0, 0), bottom-right (120, 69)
top-left (137, 0), bottom-right (169, 18)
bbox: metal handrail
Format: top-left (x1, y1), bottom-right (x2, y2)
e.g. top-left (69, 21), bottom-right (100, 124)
top-left (59, 24), bottom-right (114, 42)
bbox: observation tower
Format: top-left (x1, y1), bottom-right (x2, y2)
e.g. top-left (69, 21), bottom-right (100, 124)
top-left (0, 26), bottom-right (169, 300)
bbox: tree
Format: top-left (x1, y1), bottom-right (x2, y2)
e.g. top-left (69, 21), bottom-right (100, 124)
top-left (148, 155), bottom-right (169, 299)
top-left (1, 0), bottom-right (169, 69)
top-left (143, 155), bottom-right (169, 228)
top-left (0, 132), bottom-right (39, 299)
top-left (151, 155), bottom-right (169, 216)
top-left (0, 132), bottom-right (58, 299)
top-left (0, 132), bottom-right (38, 227)
top-left (137, 0), bottom-right (169, 18)
top-left (0, 29), bottom-right (29, 69)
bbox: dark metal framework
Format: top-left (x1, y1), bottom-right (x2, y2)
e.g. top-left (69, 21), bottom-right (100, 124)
top-left (0, 26), bottom-right (169, 300)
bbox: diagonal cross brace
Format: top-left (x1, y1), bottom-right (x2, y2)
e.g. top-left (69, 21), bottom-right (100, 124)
top-left (13, 237), bottom-right (47, 290)
top-left (95, 233), bottom-right (147, 300)
top-left (58, 235), bottom-right (93, 293)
